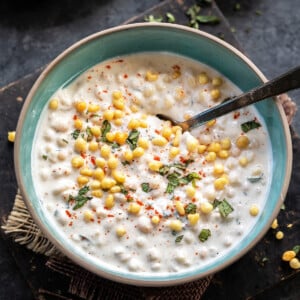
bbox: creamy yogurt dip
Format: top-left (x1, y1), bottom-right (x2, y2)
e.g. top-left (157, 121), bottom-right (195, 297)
top-left (32, 52), bottom-right (271, 274)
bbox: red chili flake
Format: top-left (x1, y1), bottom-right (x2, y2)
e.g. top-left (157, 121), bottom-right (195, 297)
top-left (87, 75), bottom-right (92, 80)
top-left (65, 210), bottom-right (72, 218)
top-left (126, 194), bottom-right (133, 200)
top-left (137, 73), bottom-right (141, 77)
top-left (105, 65), bottom-right (111, 69)
top-left (73, 115), bottom-right (78, 120)
top-left (136, 200), bottom-right (144, 206)
top-left (145, 205), bottom-right (153, 210)
top-left (123, 74), bottom-right (128, 79)
top-left (80, 152), bottom-right (86, 159)
top-left (192, 198), bottom-right (196, 203)
top-left (172, 64), bottom-right (181, 71)
top-left (97, 220), bottom-right (101, 224)
top-left (153, 156), bottom-right (160, 161)
top-left (90, 218), bottom-right (95, 222)
top-left (107, 214), bottom-right (114, 218)
top-left (234, 112), bottom-right (240, 119)
top-left (68, 221), bottom-right (73, 227)
top-left (103, 90), bottom-right (108, 93)
top-left (179, 156), bottom-right (188, 163)
top-left (90, 156), bottom-right (96, 165)
top-left (115, 59), bottom-right (124, 63)
top-left (155, 129), bottom-right (160, 134)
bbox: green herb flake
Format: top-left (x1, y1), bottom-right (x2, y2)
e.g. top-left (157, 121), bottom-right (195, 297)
top-left (86, 127), bottom-right (93, 141)
top-left (175, 235), bottom-right (184, 243)
top-left (198, 228), bottom-right (211, 242)
top-left (101, 120), bottom-right (111, 142)
top-left (119, 185), bottom-right (129, 195)
top-left (69, 185), bottom-right (92, 210)
top-left (212, 199), bottom-right (221, 209)
top-left (179, 172), bottom-right (201, 185)
top-left (196, 15), bottom-right (220, 24)
top-left (247, 175), bottom-right (262, 183)
top-left (166, 12), bottom-right (175, 23)
top-left (159, 165), bottom-right (171, 176)
top-left (186, 4), bottom-right (219, 28)
top-left (71, 129), bottom-right (80, 140)
top-left (186, 4), bottom-right (201, 29)
top-left (144, 15), bottom-right (163, 22)
top-left (141, 183), bottom-right (151, 193)
top-left (234, 3), bottom-right (241, 11)
top-left (126, 129), bottom-right (140, 150)
top-left (293, 245), bottom-right (300, 255)
top-left (166, 172), bottom-right (180, 194)
top-left (111, 142), bottom-right (120, 149)
top-left (218, 199), bottom-right (234, 218)
top-left (241, 120), bottom-right (261, 133)
top-left (185, 203), bottom-right (197, 214)
top-left (42, 155), bottom-right (48, 160)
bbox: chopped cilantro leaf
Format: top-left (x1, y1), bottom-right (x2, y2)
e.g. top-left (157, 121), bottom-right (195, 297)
top-left (166, 12), bottom-right (175, 23)
top-left (241, 120), bottom-right (261, 133)
top-left (175, 235), bottom-right (184, 243)
top-left (166, 172), bottom-right (180, 194)
top-left (141, 183), bottom-right (151, 193)
top-left (144, 15), bottom-right (163, 22)
top-left (293, 245), bottom-right (300, 255)
top-left (179, 172), bottom-right (201, 185)
top-left (185, 203), bottom-right (197, 214)
top-left (101, 120), bottom-right (111, 142)
top-left (198, 229), bottom-right (211, 242)
top-left (42, 155), bottom-right (48, 160)
top-left (159, 165), bottom-right (171, 175)
top-left (196, 15), bottom-right (220, 24)
top-left (212, 199), bottom-right (221, 209)
top-left (111, 142), bottom-right (120, 149)
top-left (218, 199), bottom-right (234, 218)
top-left (71, 129), bottom-right (80, 140)
top-left (69, 185), bottom-right (92, 210)
top-left (86, 126), bottom-right (93, 141)
top-left (126, 129), bottom-right (140, 150)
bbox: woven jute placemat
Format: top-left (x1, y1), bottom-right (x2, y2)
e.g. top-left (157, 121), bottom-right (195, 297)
top-left (2, 94), bottom-right (296, 299)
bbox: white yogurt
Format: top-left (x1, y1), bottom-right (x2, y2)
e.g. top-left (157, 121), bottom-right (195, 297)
top-left (32, 53), bottom-right (271, 274)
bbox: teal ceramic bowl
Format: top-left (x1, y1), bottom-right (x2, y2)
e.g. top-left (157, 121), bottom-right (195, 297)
top-left (15, 23), bottom-right (292, 286)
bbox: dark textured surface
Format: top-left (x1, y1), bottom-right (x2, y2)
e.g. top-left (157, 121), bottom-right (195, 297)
top-left (0, 0), bottom-right (299, 299)
top-left (216, 0), bottom-right (300, 132)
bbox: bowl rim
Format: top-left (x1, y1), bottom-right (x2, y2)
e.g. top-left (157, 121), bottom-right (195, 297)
top-left (14, 22), bottom-right (293, 286)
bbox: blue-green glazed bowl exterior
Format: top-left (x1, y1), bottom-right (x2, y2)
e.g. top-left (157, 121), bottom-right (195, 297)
top-left (15, 23), bottom-right (292, 286)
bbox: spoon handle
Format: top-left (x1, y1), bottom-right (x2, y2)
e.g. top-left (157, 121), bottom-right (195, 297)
top-left (185, 66), bottom-right (300, 130)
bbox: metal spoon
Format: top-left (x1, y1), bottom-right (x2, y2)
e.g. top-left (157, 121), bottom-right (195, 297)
top-left (157, 66), bottom-right (300, 131)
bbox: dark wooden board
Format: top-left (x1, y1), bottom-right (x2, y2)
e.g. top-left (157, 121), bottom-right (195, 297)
top-left (1, 0), bottom-right (299, 299)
